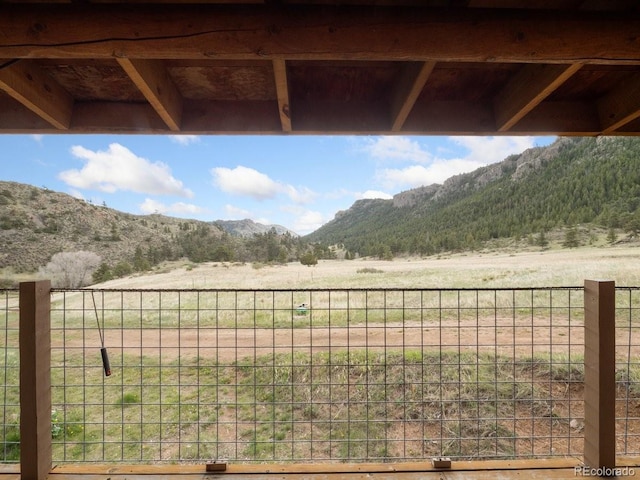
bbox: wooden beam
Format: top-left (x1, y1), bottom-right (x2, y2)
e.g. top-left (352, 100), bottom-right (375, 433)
top-left (292, 100), bottom-right (391, 134)
top-left (494, 63), bottom-right (583, 132)
top-left (272, 59), bottom-right (292, 132)
top-left (507, 101), bottom-right (602, 135)
top-left (390, 61), bottom-right (435, 132)
top-left (583, 280), bottom-right (616, 471)
top-left (0, 92), bottom-right (56, 131)
top-left (598, 72), bottom-right (640, 133)
top-left (71, 102), bottom-right (171, 133)
top-left (181, 99), bottom-right (284, 133)
top-left (1, 96), bottom-right (620, 136)
top-left (0, 60), bottom-right (72, 129)
top-left (2, 5), bottom-right (640, 64)
top-left (51, 458), bottom-right (585, 476)
top-left (401, 100), bottom-right (497, 135)
top-left (19, 280), bottom-right (52, 480)
top-left (116, 58), bottom-right (183, 131)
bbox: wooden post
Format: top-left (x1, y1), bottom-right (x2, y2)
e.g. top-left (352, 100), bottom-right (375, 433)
top-left (19, 281), bottom-right (52, 480)
top-left (583, 280), bottom-right (616, 470)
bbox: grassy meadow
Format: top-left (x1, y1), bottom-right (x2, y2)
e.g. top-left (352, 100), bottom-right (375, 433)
top-left (2, 245), bottom-right (640, 463)
top-left (96, 244), bottom-right (640, 290)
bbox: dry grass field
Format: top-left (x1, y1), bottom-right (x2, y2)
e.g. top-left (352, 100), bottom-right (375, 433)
top-left (96, 244), bottom-right (640, 290)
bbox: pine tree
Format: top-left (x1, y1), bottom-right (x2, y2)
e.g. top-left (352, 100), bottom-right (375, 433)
top-left (563, 227), bottom-right (579, 248)
top-left (536, 231), bottom-right (549, 249)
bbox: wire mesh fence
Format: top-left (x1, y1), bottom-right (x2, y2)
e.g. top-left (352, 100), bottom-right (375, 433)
top-left (0, 289), bottom-right (19, 463)
top-left (1, 286), bottom-right (639, 464)
top-left (615, 287), bottom-right (640, 457)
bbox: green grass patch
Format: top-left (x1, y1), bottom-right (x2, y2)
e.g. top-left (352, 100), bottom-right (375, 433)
top-left (1, 346), bottom-right (638, 463)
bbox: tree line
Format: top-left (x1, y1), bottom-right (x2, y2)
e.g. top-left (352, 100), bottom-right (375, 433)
top-left (307, 137), bottom-right (640, 258)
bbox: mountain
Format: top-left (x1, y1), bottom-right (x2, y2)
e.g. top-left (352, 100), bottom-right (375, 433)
top-left (305, 137), bottom-right (640, 257)
top-left (0, 181), bottom-right (304, 276)
top-left (215, 219), bottom-right (296, 238)
top-left (0, 181), bottom-right (227, 273)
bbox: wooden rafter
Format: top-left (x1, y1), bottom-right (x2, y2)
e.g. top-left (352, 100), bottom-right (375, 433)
top-left (598, 72), bottom-right (640, 134)
top-left (390, 61), bottom-right (436, 132)
top-left (494, 63), bottom-right (583, 132)
top-left (0, 59), bottom-right (73, 129)
top-left (272, 59), bottom-right (292, 133)
top-left (116, 58), bottom-right (183, 131)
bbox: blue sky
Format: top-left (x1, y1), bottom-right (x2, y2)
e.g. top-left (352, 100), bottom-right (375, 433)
top-left (1, 134), bottom-right (556, 235)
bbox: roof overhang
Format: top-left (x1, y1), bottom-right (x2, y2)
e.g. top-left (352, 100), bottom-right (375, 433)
top-left (1, 2), bottom-right (640, 136)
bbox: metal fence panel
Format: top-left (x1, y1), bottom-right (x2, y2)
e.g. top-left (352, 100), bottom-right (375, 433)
top-left (0, 289), bottom-right (20, 463)
top-left (2, 286), bottom-right (639, 464)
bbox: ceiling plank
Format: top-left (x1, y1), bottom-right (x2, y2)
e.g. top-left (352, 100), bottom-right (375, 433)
top-left (402, 100), bottom-right (497, 135)
top-left (272, 59), bottom-right (292, 133)
top-left (2, 5), bottom-right (640, 65)
top-left (292, 100), bottom-right (391, 134)
top-left (0, 59), bottom-right (73, 129)
top-left (390, 61), bottom-right (436, 132)
top-left (597, 72), bottom-right (640, 133)
top-left (71, 102), bottom-right (172, 133)
top-left (508, 101), bottom-right (601, 135)
top-left (494, 63), bottom-right (583, 132)
top-left (116, 58), bottom-right (183, 131)
top-left (182, 100), bottom-right (283, 134)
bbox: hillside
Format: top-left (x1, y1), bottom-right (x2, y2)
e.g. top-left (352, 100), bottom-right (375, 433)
top-left (215, 219), bottom-right (296, 237)
top-left (0, 181), bottom-right (225, 273)
top-left (306, 137), bottom-right (640, 257)
top-left (0, 182), bottom-right (305, 278)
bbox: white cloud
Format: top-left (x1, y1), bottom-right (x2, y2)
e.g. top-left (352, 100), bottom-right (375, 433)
top-left (212, 165), bottom-right (315, 204)
top-left (168, 135), bottom-right (200, 146)
top-left (450, 136), bottom-right (536, 165)
top-left (31, 134), bottom-right (44, 144)
top-left (223, 204), bottom-right (252, 219)
top-left (292, 210), bottom-right (326, 235)
top-left (140, 198), bottom-right (167, 214)
top-left (284, 185), bottom-right (317, 204)
top-left (170, 202), bottom-right (207, 215)
top-left (364, 136), bottom-right (432, 163)
top-left (60, 143), bottom-right (193, 197)
top-left (139, 198), bottom-right (206, 216)
top-left (371, 135), bottom-right (540, 190)
top-left (213, 166), bottom-right (280, 200)
top-left (68, 189), bottom-right (85, 200)
top-left (377, 158), bottom-right (483, 189)
top-left (359, 190), bottom-right (393, 200)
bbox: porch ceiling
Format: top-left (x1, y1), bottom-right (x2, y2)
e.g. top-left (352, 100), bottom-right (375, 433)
top-left (1, 1), bottom-right (640, 136)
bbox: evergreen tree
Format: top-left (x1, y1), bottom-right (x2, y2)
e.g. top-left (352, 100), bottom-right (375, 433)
top-left (93, 262), bottom-right (112, 283)
top-left (536, 231), bottom-right (549, 249)
top-left (563, 227), bottom-right (579, 248)
top-left (300, 251), bottom-right (318, 266)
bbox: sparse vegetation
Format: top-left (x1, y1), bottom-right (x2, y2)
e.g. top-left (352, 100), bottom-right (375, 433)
top-left (39, 251), bottom-right (101, 288)
top-left (299, 251), bottom-right (318, 266)
top-left (357, 267), bottom-right (384, 274)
